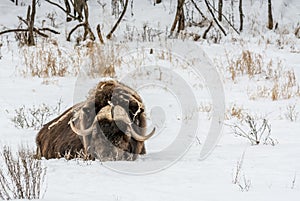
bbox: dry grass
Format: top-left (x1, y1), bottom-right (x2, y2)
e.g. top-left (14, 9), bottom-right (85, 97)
top-left (224, 50), bottom-right (300, 100)
top-left (225, 104), bottom-right (246, 121)
top-left (249, 68), bottom-right (299, 101)
top-left (20, 42), bottom-right (74, 77)
top-left (20, 40), bottom-right (119, 78)
top-left (197, 102), bottom-right (212, 119)
top-left (83, 41), bottom-right (119, 78)
top-left (226, 50), bottom-right (263, 81)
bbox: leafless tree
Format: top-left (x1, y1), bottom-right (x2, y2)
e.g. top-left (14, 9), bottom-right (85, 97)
top-left (67, 0), bottom-right (95, 41)
top-left (27, 0), bottom-right (36, 45)
top-left (45, 0), bottom-right (83, 22)
top-left (204, 0), bottom-right (227, 36)
top-left (0, 0), bottom-right (59, 46)
top-left (218, 0), bottom-right (223, 21)
top-left (64, 0), bottom-right (72, 21)
top-left (205, 0), bottom-right (239, 35)
top-left (239, 0), bottom-right (243, 31)
top-left (190, 0), bottom-right (207, 20)
top-left (73, 0), bottom-right (87, 22)
top-left (267, 0), bottom-right (273, 29)
top-left (170, 0), bottom-right (185, 36)
top-left (10, 0), bottom-right (18, 6)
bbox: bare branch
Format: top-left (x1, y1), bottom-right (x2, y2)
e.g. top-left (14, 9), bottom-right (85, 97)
top-left (106, 0), bottom-right (129, 39)
top-left (67, 23), bottom-right (85, 41)
top-left (45, 0), bottom-right (80, 21)
top-left (207, 0), bottom-right (240, 35)
top-left (190, 0), bottom-right (207, 20)
top-left (204, 0), bottom-right (227, 36)
top-left (33, 29), bottom-right (49, 38)
top-left (202, 21), bottom-right (213, 39)
top-left (96, 24), bottom-right (105, 44)
top-left (38, 28), bottom-right (60, 34)
top-left (0, 29), bottom-right (29, 35)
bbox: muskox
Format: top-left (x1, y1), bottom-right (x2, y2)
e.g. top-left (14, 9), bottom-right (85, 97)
top-left (36, 80), bottom-right (155, 161)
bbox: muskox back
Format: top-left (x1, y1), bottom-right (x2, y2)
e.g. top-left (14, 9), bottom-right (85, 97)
top-left (36, 104), bottom-right (84, 159)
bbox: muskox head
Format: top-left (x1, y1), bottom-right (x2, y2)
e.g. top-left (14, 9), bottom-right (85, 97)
top-left (36, 80), bottom-right (155, 161)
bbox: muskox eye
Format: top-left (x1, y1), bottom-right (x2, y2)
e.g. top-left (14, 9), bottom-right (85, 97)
top-left (83, 107), bottom-right (90, 114)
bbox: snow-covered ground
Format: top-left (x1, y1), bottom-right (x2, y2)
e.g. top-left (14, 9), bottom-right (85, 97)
top-left (0, 0), bottom-right (300, 200)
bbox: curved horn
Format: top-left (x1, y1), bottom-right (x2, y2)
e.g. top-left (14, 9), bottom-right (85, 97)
top-left (69, 119), bottom-right (94, 137)
top-left (69, 105), bottom-right (113, 137)
top-left (113, 105), bottom-right (155, 142)
top-left (131, 127), bottom-right (156, 142)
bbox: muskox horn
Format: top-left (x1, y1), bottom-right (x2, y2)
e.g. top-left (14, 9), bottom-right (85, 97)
top-left (132, 127), bottom-right (156, 142)
top-left (69, 119), bottom-right (93, 137)
top-left (68, 105), bottom-right (113, 137)
top-left (112, 105), bottom-right (155, 142)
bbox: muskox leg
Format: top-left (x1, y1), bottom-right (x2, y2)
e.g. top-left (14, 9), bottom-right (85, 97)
top-left (79, 111), bottom-right (89, 156)
top-left (35, 145), bottom-right (41, 159)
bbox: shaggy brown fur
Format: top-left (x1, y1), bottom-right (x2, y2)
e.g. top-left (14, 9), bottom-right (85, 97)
top-left (36, 80), bottom-right (148, 160)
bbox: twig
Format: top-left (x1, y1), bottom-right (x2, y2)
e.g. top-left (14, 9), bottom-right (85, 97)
top-left (291, 172), bottom-right (297, 189)
top-left (0, 29), bottom-right (29, 35)
top-left (190, 0), bottom-right (207, 20)
top-left (38, 28), bottom-right (60, 34)
top-left (45, 0), bottom-right (80, 21)
top-left (202, 21), bottom-right (213, 39)
top-left (18, 16), bottom-right (60, 35)
top-left (67, 23), bottom-right (85, 41)
top-left (206, 0), bottom-right (240, 35)
top-left (204, 0), bottom-right (227, 36)
top-left (96, 24), bottom-right (105, 44)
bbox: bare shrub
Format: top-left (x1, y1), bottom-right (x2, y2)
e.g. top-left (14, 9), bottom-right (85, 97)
top-left (232, 152), bottom-right (251, 192)
top-left (230, 115), bottom-right (277, 145)
top-left (0, 146), bottom-right (46, 200)
top-left (123, 24), bottom-right (166, 42)
top-left (10, 100), bottom-right (62, 130)
top-left (285, 103), bottom-right (298, 122)
top-left (291, 172), bottom-right (297, 189)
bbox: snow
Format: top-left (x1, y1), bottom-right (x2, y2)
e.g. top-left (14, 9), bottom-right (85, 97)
top-left (0, 0), bottom-right (300, 200)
